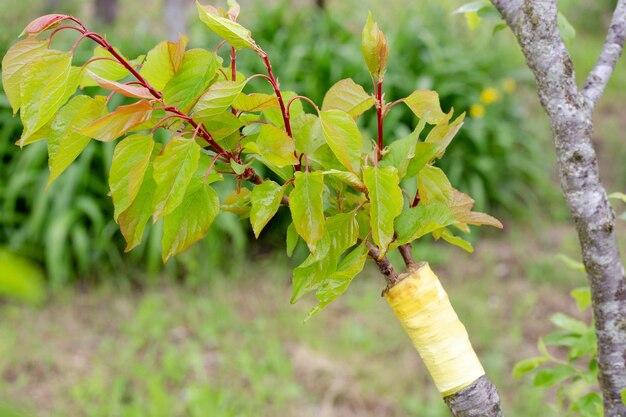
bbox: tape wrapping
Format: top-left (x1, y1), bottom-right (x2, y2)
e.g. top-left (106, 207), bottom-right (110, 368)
top-left (384, 263), bottom-right (485, 396)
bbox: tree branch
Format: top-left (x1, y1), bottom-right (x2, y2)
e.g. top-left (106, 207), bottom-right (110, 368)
top-left (490, 1), bottom-right (626, 415)
top-left (366, 242), bottom-right (398, 284)
top-left (582, 0), bottom-right (626, 108)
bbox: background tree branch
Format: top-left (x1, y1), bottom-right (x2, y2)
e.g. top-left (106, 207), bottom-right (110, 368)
top-left (490, 1), bottom-right (626, 415)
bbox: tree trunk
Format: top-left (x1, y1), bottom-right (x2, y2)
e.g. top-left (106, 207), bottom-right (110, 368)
top-left (490, 1), bottom-right (626, 415)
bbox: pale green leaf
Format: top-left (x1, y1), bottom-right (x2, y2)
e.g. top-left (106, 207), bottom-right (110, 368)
top-left (425, 113), bottom-right (465, 157)
top-left (405, 142), bottom-right (438, 178)
top-left (363, 165), bottom-right (403, 253)
top-left (292, 113), bottom-right (324, 155)
top-left (0, 248), bottom-right (45, 305)
top-left (250, 180), bottom-right (284, 237)
top-left (263, 91), bottom-right (303, 128)
top-left (394, 201), bottom-right (456, 246)
top-left (570, 287), bottom-right (592, 312)
top-left (558, 12), bottom-right (576, 43)
top-left (192, 78), bottom-right (246, 119)
top-left (247, 124), bottom-right (297, 167)
top-left (608, 192), bottom-right (626, 203)
top-left (109, 134), bottom-right (155, 220)
top-left (81, 100), bottom-right (153, 142)
top-left (381, 127), bottom-right (421, 179)
top-left (289, 171), bottom-right (325, 252)
top-left (307, 243), bottom-right (367, 318)
top-left (402, 90), bottom-right (450, 125)
top-left (82, 46), bottom-right (145, 88)
top-left (221, 187), bottom-right (251, 217)
top-left (162, 178), bottom-right (220, 261)
top-left (138, 37), bottom-right (188, 90)
top-left (286, 222), bottom-right (299, 257)
top-left (153, 136), bottom-right (201, 219)
top-left (433, 227), bottom-right (474, 253)
top-left (418, 165), bottom-right (452, 203)
top-left (163, 49), bottom-right (221, 112)
top-left (512, 356), bottom-right (548, 379)
top-left (199, 112), bottom-right (243, 141)
top-left (19, 51), bottom-right (78, 142)
top-left (233, 92), bottom-right (278, 112)
top-left (196, 1), bottom-right (256, 49)
top-left (322, 169), bottom-right (365, 190)
top-left (47, 95), bottom-right (108, 185)
top-left (320, 109), bottom-right (363, 173)
top-left (1, 37), bottom-right (49, 113)
top-left (322, 78), bottom-right (375, 118)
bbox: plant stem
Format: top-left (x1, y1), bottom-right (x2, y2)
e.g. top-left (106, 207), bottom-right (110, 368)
top-left (366, 242), bottom-right (398, 284)
top-left (375, 79), bottom-right (384, 163)
top-left (398, 244), bottom-right (417, 269)
top-left (258, 50), bottom-right (292, 137)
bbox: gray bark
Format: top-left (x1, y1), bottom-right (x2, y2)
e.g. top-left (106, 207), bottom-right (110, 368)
top-left (490, 1), bottom-right (626, 415)
top-left (444, 376), bottom-right (503, 417)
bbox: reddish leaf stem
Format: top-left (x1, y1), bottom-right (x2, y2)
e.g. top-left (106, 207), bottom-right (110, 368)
top-left (258, 50), bottom-right (292, 138)
top-left (375, 79), bottom-right (384, 163)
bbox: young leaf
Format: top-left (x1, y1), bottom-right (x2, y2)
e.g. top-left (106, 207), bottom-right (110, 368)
top-left (291, 212), bottom-right (358, 303)
top-left (402, 90), bottom-right (451, 125)
top-left (153, 136), bottom-right (201, 219)
top-left (533, 365), bottom-right (576, 388)
top-left (361, 12), bottom-right (388, 79)
top-left (200, 112), bottom-right (244, 141)
top-left (286, 222), bottom-right (299, 257)
top-left (570, 287), bottom-right (592, 312)
top-left (320, 109), bottom-right (363, 173)
top-left (426, 113), bottom-right (465, 157)
top-left (394, 202), bottom-right (456, 246)
top-left (292, 113), bottom-right (324, 155)
top-left (81, 47), bottom-right (145, 88)
top-left (87, 71), bottom-right (154, 99)
top-left (21, 14), bottom-right (69, 36)
top-left (196, 1), bottom-right (256, 49)
top-left (289, 171), bottom-right (325, 252)
top-left (192, 79), bottom-right (247, 119)
top-left (308, 243), bottom-right (368, 318)
top-left (233, 92), bottom-right (278, 112)
top-left (118, 146), bottom-right (161, 251)
top-left (363, 166), bottom-right (403, 253)
top-left (162, 177), bottom-right (220, 261)
top-left (139, 36), bottom-right (188, 90)
top-left (433, 227), bottom-right (474, 253)
top-left (321, 78), bottom-right (375, 118)
top-left (47, 95), bottom-right (108, 185)
top-left (418, 165), bottom-right (453, 203)
top-left (1, 37), bottom-right (49, 113)
top-left (322, 170), bottom-right (365, 191)
top-left (512, 356), bottom-right (549, 379)
top-left (221, 187), bottom-right (251, 216)
top-left (246, 124), bottom-right (297, 168)
top-left (19, 51), bottom-right (78, 142)
top-left (381, 128), bottom-right (420, 179)
top-left (81, 100), bottom-right (153, 142)
top-left (405, 142), bottom-right (438, 178)
top-left (250, 180), bottom-right (284, 237)
top-left (449, 190), bottom-right (503, 229)
top-left (263, 91), bottom-right (303, 128)
top-left (109, 134), bottom-right (155, 220)
top-left (163, 49), bottom-right (221, 112)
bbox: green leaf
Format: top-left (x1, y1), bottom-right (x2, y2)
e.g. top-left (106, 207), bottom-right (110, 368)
top-left (139, 37), bottom-right (187, 90)
top-left (153, 136), bottom-right (201, 219)
top-left (608, 192), bottom-right (626, 203)
top-left (621, 388), bottom-right (626, 406)
top-left (196, 1), bottom-right (256, 49)
top-left (550, 313), bottom-right (589, 335)
top-left (363, 166), bottom-right (403, 253)
top-left (394, 201), bottom-right (456, 246)
top-left (322, 78), bottom-right (375, 118)
top-left (418, 165), bottom-right (452, 203)
top-left (200, 112), bottom-right (244, 141)
top-left (558, 12), bottom-right (576, 43)
top-left (19, 51), bottom-right (78, 142)
top-left (292, 113), bottom-right (324, 155)
top-left (192, 78), bottom-right (247, 119)
top-left (81, 100), bottom-right (153, 142)
top-left (162, 178), bottom-right (220, 261)
top-left (402, 90), bottom-right (450, 125)
top-left (308, 243), bottom-right (368, 318)
top-left (233, 92), bottom-right (278, 112)
top-left (405, 142), bottom-right (438, 178)
top-left (163, 49), bottom-right (221, 112)
top-left (109, 134), bottom-right (155, 220)
top-left (289, 171), bottom-right (325, 252)
top-left (246, 124), bottom-right (297, 168)
top-left (361, 12), bottom-right (388, 79)
top-left (221, 187), bottom-right (251, 217)
top-left (263, 91), bottom-right (303, 128)
top-left (0, 248), bottom-right (45, 305)
top-left (118, 147), bottom-right (160, 252)
top-left (570, 287), bottom-right (592, 312)
top-left (425, 113), bottom-right (465, 157)
top-left (381, 127), bottom-right (421, 179)
top-left (453, 1), bottom-right (491, 14)
top-left (322, 169), bottom-right (365, 190)
top-left (320, 109), bottom-right (363, 173)
top-left (1, 37), bottom-right (49, 113)
top-left (533, 365), bottom-right (576, 387)
top-left (512, 356), bottom-right (549, 379)
top-left (572, 393), bottom-right (603, 417)
top-left (291, 212), bottom-right (358, 303)
top-left (82, 46), bottom-right (145, 88)
top-left (433, 228), bottom-right (474, 253)
top-left (47, 95), bottom-right (108, 185)
top-left (250, 180), bottom-right (284, 238)
top-left (286, 222), bottom-right (299, 257)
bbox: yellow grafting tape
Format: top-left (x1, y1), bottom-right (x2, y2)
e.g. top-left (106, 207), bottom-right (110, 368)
top-left (384, 263), bottom-right (485, 396)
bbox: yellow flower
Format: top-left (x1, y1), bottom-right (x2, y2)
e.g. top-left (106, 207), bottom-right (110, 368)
top-left (479, 87), bottom-right (501, 105)
top-left (502, 78), bottom-right (517, 93)
top-left (470, 104), bottom-right (485, 119)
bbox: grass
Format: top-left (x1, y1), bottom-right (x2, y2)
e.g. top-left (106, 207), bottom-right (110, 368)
top-left (1, 215), bottom-right (608, 417)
